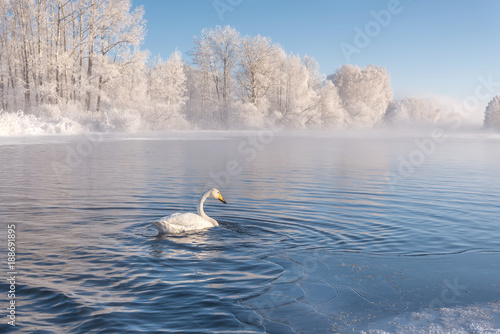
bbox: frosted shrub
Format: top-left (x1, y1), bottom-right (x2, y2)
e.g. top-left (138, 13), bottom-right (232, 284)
top-left (345, 102), bottom-right (379, 128)
top-left (231, 100), bottom-right (270, 129)
top-left (102, 108), bottom-right (143, 133)
top-left (386, 98), bottom-right (441, 125)
top-left (0, 110), bottom-right (84, 135)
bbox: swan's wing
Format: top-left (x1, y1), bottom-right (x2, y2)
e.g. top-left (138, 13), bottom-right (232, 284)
top-left (153, 213), bottom-right (213, 234)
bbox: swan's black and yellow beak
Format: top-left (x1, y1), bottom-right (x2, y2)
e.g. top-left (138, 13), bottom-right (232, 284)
top-left (218, 193), bottom-right (227, 204)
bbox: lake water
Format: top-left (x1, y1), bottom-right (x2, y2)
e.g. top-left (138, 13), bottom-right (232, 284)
top-left (1, 130), bottom-right (499, 333)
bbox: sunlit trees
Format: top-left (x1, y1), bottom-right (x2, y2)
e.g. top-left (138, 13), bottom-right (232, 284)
top-left (190, 25), bottom-right (241, 127)
top-left (267, 52), bottom-right (321, 128)
top-left (161, 51), bottom-right (188, 114)
top-left (184, 65), bottom-right (211, 126)
top-left (146, 51), bottom-right (188, 128)
top-left (232, 35), bottom-right (280, 128)
top-left (92, 0), bottom-right (146, 111)
top-left (0, 0), bottom-right (145, 113)
top-left (236, 35), bottom-right (280, 104)
top-left (484, 95), bottom-right (500, 129)
top-left (0, 0), bottom-right (10, 110)
top-left (105, 50), bottom-right (148, 112)
top-left (317, 80), bottom-right (346, 128)
top-left (1, 14), bottom-right (408, 131)
top-left (331, 64), bottom-right (392, 127)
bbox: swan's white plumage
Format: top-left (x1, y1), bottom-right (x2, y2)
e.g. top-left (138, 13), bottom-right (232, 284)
top-left (152, 188), bottom-right (227, 234)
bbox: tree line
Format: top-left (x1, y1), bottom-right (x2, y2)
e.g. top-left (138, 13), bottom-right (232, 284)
top-left (0, 0), bottom-right (145, 112)
top-left (1, 0), bottom-right (499, 131)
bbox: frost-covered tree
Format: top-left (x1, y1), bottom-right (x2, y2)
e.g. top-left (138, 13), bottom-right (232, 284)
top-left (317, 80), bottom-right (346, 128)
top-left (300, 55), bottom-right (332, 127)
top-left (236, 35), bottom-right (280, 104)
top-left (106, 50), bottom-right (148, 109)
top-left (385, 97), bottom-right (441, 125)
top-left (303, 55), bottom-right (324, 91)
top-left (92, 0), bottom-right (146, 112)
top-left (190, 25), bottom-right (241, 126)
top-left (484, 96), bottom-right (500, 129)
top-left (232, 35), bottom-right (282, 128)
top-left (164, 51), bottom-right (188, 112)
top-left (0, 0), bottom-right (146, 113)
top-left (331, 64), bottom-right (392, 127)
top-left (148, 51), bottom-right (187, 110)
top-left (146, 51), bottom-right (188, 129)
top-left (0, 0), bottom-right (10, 111)
top-left (268, 52), bottom-right (320, 128)
top-left (2, 12), bottom-right (405, 132)
top-left (184, 64), bottom-right (214, 126)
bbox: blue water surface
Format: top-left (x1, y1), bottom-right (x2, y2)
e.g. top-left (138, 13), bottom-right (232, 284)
top-left (1, 131), bottom-right (499, 333)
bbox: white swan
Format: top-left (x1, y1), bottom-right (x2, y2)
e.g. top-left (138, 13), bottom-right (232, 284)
top-left (152, 188), bottom-right (227, 234)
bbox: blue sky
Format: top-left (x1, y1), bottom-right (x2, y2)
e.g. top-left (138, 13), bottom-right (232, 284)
top-left (132, 0), bottom-right (500, 104)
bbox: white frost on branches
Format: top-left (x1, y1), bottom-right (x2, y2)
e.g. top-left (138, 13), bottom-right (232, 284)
top-left (2, 10), bottom-right (474, 134)
top-left (146, 51), bottom-right (189, 129)
top-left (331, 64), bottom-right (392, 127)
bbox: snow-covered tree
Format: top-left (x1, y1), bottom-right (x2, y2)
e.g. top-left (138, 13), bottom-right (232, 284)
top-left (184, 64), bottom-right (214, 126)
top-left (232, 35), bottom-right (283, 128)
top-left (92, 0), bottom-right (146, 111)
top-left (0, 0), bottom-right (145, 113)
top-left (236, 35), bottom-right (280, 104)
top-left (385, 97), bottom-right (441, 125)
top-left (317, 80), bottom-right (346, 128)
top-left (331, 64), bottom-right (392, 127)
top-left (190, 25), bottom-right (241, 127)
top-left (162, 51), bottom-right (188, 113)
top-left (268, 52), bottom-right (320, 128)
top-left (2, 11), bottom-right (406, 132)
top-left (303, 55), bottom-right (324, 92)
top-left (484, 95), bottom-right (500, 129)
top-left (146, 51), bottom-right (188, 129)
top-left (106, 50), bottom-right (148, 112)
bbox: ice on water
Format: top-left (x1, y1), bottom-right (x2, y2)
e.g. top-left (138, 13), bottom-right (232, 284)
top-left (240, 251), bottom-right (500, 333)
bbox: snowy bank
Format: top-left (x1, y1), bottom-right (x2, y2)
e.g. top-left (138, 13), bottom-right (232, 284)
top-left (0, 107), bottom-right (144, 136)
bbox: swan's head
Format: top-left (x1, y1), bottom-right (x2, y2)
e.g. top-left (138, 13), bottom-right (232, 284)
top-left (209, 188), bottom-right (227, 204)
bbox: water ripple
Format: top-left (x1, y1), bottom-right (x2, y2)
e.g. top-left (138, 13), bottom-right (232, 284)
top-left (1, 134), bottom-right (499, 333)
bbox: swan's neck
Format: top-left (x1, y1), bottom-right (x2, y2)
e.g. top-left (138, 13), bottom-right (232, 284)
top-left (197, 191), bottom-right (218, 226)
